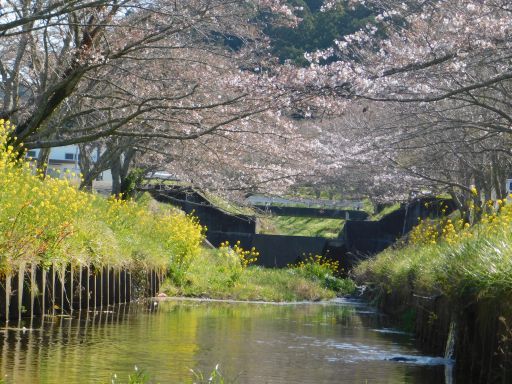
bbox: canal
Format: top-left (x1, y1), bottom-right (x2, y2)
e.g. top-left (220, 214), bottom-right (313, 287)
top-left (0, 299), bottom-right (452, 383)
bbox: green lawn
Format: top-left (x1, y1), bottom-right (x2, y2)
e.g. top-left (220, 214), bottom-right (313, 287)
top-left (257, 216), bottom-right (344, 238)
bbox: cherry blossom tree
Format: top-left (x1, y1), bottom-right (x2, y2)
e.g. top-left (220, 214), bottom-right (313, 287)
top-left (347, 100), bottom-right (512, 217)
top-left (279, 0), bottom-right (512, 208)
top-left (9, 0), bottom-right (511, 205)
top-left (1, 0), bottom-right (332, 198)
top-left (0, 0), bottom-right (295, 148)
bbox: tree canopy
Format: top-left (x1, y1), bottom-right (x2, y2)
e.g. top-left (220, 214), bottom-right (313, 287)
top-left (263, 0), bottom-right (374, 66)
top-left (3, 0), bottom-right (512, 212)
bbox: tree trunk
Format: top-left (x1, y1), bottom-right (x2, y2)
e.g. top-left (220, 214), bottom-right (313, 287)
top-left (36, 147), bottom-right (51, 179)
top-left (118, 149), bottom-right (136, 198)
top-left (449, 189), bottom-right (471, 224)
top-left (80, 177), bottom-right (94, 192)
top-left (111, 157), bottom-right (121, 196)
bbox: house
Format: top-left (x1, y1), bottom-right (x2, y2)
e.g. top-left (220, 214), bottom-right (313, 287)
top-left (26, 145), bottom-right (113, 191)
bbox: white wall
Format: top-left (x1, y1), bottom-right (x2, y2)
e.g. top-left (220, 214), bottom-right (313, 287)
top-left (26, 145), bottom-right (113, 192)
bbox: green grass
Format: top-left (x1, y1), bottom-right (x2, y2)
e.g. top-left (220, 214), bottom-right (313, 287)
top-left (161, 248), bottom-right (355, 302)
top-left (286, 186), bottom-right (344, 201)
top-left (257, 216), bottom-right (344, 238)
top-left (201, 191), bottom-right (256, 216)
top-left (355, 211), bottom-right (512, 301)
top-left (369, 203), bottom-right (401, 221)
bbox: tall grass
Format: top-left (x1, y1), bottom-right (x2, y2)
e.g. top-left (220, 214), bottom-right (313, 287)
top-left (0, 120), bottom-right (203, 275)
top-left (355, 198), bottom-right (512, 300)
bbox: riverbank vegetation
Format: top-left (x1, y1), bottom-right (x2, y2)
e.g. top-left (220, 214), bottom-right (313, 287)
top-left (0, 120), bottom-right (352, 302)
top-left (107, 365), bottom-right (229, 384)
top-left (355, 199), bottom-right (512, 380)
top-left (0, 120), bottom-right (203, 275)
top-left (355, 199), bottom-right (512, 302)
top-left (162, 245), bottom-right (355, 301)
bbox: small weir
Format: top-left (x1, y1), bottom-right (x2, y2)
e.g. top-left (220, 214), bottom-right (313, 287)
top-left (0, 263), bottom-right (163, 323)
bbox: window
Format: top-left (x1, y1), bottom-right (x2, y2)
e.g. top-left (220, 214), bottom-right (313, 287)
top-left (64, 153), bottom-right (75, 160)
top-left (27, 150), bottom-right (36, 158)
top-left (96, 173), bottom-right (104, 181)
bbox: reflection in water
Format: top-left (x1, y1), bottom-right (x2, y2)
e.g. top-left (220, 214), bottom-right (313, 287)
top-left (0, 299), bottom-right (449, 383)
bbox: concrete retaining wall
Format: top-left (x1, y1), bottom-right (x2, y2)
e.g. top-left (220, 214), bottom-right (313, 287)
top-left (374, 289), bottom-right (512, 383)
top-left (252, 234), bottom-right (327, 267)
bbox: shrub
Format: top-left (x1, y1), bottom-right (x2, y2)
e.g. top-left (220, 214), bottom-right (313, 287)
top-left (289, 254), bottom-right (355, 294)
top-left (218, 241), bottom-right (259, 286)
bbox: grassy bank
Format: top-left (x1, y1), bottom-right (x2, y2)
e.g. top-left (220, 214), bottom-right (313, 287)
top-left (355, 200), bottom-right (512, 380)
top-left (0, 120), bottom-right (353, 303)
top-left (0, 120), bottom-right (203, 274)
top-left (258, 216), bottom-right (344, 238)
top-left (162, 247), bottom-right (355, 301)
top-left (355, 199), bottom-right (512, 301)
top-left (369, 203), bottom-right (401, 221)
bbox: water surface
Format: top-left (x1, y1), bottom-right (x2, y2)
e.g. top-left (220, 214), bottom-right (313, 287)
top-left (0, 299), bottom-right (451, 383)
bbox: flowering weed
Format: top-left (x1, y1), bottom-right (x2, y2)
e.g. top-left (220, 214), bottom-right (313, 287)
top-left (356, 197), bottom-right (512, 298)
top-left (289, 254), bottom-right (355, 294)
top-left (0, 120), bottom-right (204, 275)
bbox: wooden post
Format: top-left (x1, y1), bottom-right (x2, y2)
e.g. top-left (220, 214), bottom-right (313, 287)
top-left (0, 274), bottom-right (5, 322)
top-left (112, 268), bottom-right (117, 306)
top-left (69, 264), bottom-right (74, 315)
top-left (117, 269), bottom-right (121, 305)
top-left (41, 269), bottom-right (46, 317)
top-left (34, 265), bottom-right (43, 318)
top-left (5, 273), bottom-right (11, 322)
top-left (30, 264), bottom-right (36, 318)
top-left (149, 270), bottom-right (153, 297)
top-left (78, 264), bottom-right (82, 312)
top-left (103, 266), bottom-right (107, 308)
top-left (17, 264), bottom-right (25, 320)
top-left (95, 270), bottom-right (100, 309)
top-left (51, 265), bottom-right (56, 317)
top-left (127, 270), bottom-right (130, 302)
top-left (8, 271), bottom-right (18, 322)
top-left (156, 270), bottom-right (161, 295)
top-left (106, 265), bottom-right (110, 308)
top-left (122, 269), bottom-right (129, 303)
top-left (60, 264), bottom-right (65, 316)
top-left (87, 265), bottom-right (91, 312)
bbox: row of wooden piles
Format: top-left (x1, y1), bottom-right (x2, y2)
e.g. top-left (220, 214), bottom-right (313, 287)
top-left (0, 263), bottom-right (163, 322)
